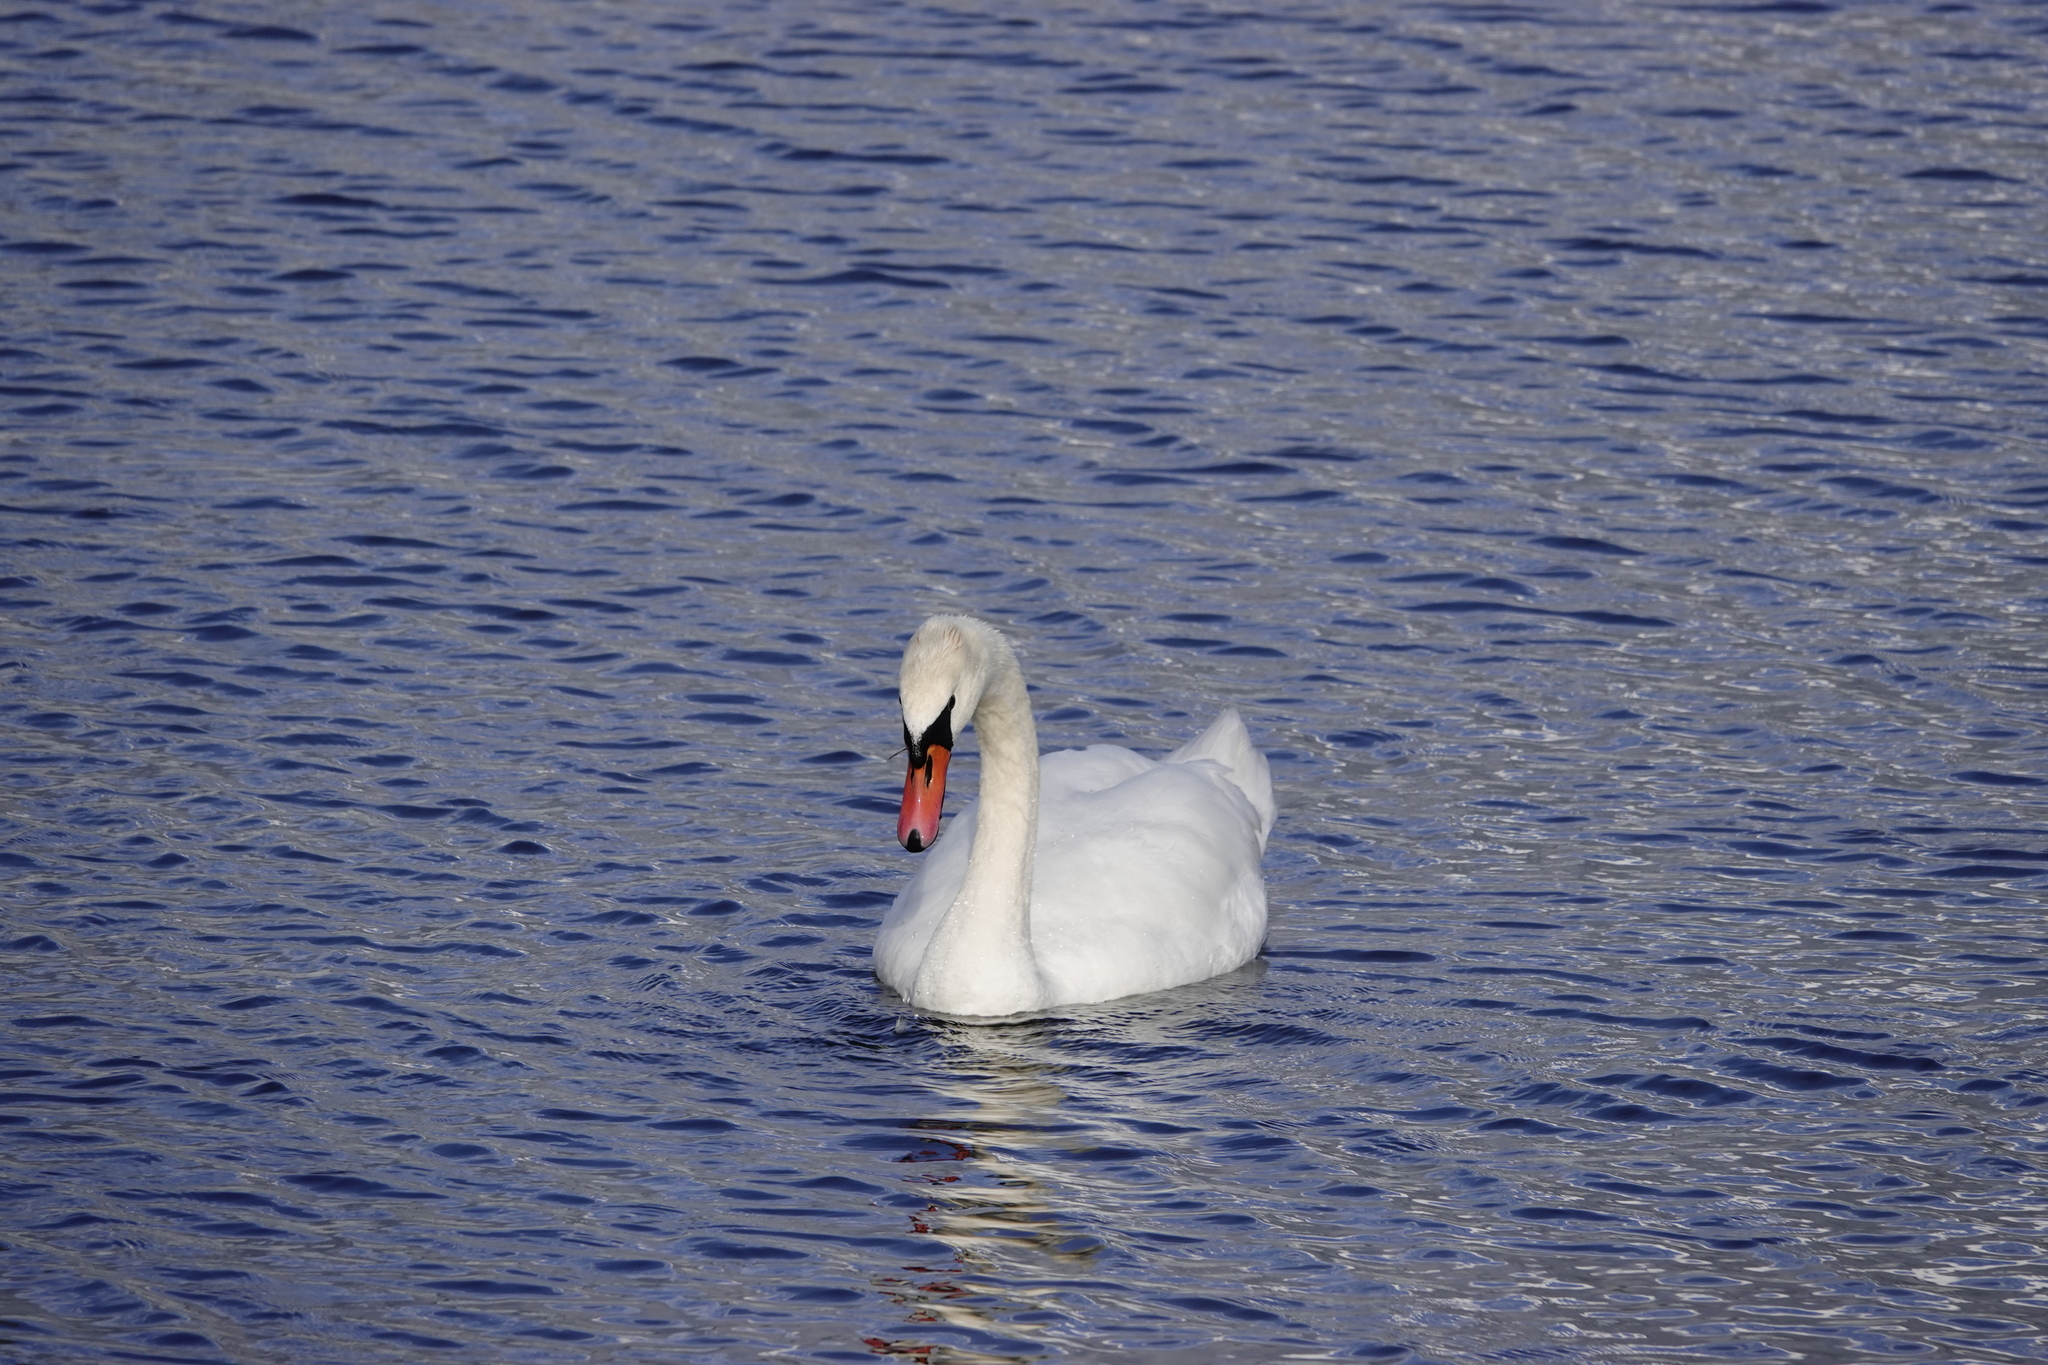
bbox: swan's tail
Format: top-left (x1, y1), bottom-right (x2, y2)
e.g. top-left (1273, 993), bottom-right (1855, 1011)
top-left (1166, 708), bottom-right (1275, 845)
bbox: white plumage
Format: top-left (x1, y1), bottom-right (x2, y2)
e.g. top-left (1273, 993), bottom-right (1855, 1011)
top-left (877, 615), bottom-right (1273, 1017)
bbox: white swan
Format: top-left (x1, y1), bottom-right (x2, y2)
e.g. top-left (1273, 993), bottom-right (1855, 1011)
top-left (876, 614), bottom-right (1274, 1017)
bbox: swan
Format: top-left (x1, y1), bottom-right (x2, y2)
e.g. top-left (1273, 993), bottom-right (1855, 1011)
top-left (876, 614), bottom-right (1275, 1017)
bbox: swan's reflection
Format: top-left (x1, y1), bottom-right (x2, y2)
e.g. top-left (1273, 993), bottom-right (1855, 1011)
top-left (864, 959), bottom-right (1271, 1359)
top-left (865, 1016), bottom-right (1076, 1361)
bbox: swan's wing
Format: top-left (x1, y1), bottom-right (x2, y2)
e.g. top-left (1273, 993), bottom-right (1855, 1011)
top-left (1029, 758), bottom-right (1267, 1005)
top-left (1040, 742), bottom-right (1154, 796)
top-left (1164, 708), bottom-right (1274, 844)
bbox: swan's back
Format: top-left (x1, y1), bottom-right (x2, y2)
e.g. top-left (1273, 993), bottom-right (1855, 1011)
top-left (876, 709), bottom-right (1270, 1007)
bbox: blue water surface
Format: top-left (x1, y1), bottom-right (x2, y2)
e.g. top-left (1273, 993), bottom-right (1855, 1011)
top-left (4, 1), bottom-right (2047, 1361)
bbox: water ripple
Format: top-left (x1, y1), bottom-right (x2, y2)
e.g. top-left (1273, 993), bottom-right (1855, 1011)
top-left (3, 0), bottom-right (2047, 1360)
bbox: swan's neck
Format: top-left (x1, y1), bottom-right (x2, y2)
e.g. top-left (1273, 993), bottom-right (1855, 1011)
top-left (910, 639), bottom-right (1044, 1015)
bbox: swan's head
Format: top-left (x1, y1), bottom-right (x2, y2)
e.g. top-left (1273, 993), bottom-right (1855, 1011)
top-left (895, 615), bottom-right (998, 852)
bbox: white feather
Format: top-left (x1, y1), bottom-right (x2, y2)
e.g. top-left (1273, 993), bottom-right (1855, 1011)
top-left (875, 615), bottom-right (1272, 1016)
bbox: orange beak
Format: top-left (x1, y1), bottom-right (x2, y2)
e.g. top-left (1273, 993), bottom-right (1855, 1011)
top-left (898, 743), bottom-right (950, 852)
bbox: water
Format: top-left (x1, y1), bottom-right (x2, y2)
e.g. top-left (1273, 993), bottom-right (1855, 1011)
top-left (4, 0), bottom-right (2047, 1359)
